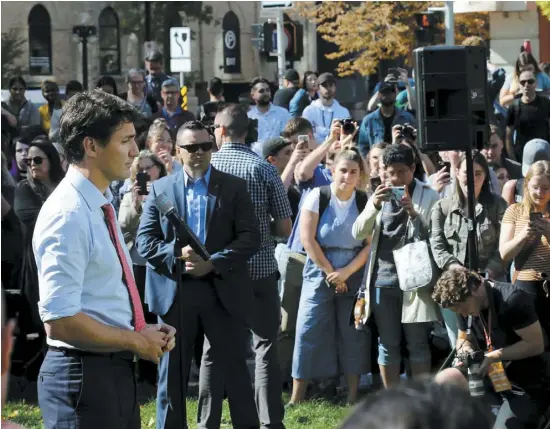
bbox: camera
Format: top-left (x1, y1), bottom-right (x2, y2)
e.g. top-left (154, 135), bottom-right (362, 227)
top-left (339, 118), bottom-right (356, 135)
top-left (455, 350), bottom-right (484, 369)
top-left (455, 350), bottom-right (486, 397)
top-left (395, 123), bottom-right (416, 141)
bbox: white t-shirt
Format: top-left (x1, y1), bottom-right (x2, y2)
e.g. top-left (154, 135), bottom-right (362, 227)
top-left (302, 185), bottom-right (356, 223)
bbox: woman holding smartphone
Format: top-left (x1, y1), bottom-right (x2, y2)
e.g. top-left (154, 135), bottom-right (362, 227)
top-left (290, 147), bottom-right (370, 405)
top-left (499, 160), bottom-right (550, 339)
top-left (430, 151), bottom-right (507, 346)
top-left (118, 150), bottom-right (166, 384)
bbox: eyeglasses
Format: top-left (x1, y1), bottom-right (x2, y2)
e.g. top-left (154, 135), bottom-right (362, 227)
top-left (256, 88), bottom-right (270, 94)
top-left (179, 141), bottom-right (213, 153)
top-left (24, 156), bottom-right (45, 166)
top-left (129, 80), bottom-right (145, 85)
top-left (520, 79), bottom-right (535, 86)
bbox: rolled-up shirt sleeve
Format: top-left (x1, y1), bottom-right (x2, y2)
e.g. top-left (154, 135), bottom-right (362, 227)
top-left (34, 209), bottom-right (89, 323)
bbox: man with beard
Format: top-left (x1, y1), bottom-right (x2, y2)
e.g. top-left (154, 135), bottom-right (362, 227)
top-left (247, 77), bottom-right (292, 146)
top-left (358, 81), bottom-right (416, 157)
top-left (302, 72), bottom-right (350, 144)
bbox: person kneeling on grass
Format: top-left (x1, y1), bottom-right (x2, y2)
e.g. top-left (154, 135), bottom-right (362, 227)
top-left (433, 267), bottom-right (550, 429)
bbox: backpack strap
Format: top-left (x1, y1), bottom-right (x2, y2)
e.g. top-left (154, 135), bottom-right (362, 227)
top-left (355, 189), bottom-right (368, 213)
top-left (319, 186), bottom-right (368, 217)
top-left (318, 185), bottom-right (331, 218)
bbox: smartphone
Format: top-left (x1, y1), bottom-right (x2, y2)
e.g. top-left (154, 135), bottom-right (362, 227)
top-left (440, 161), bottom-right (451, 172)
top-left (136, 171), bottom-right (150, 196)
top-left (370, 176), bottom-right (382, 189)
top-left (390, 186), bottom-right (406, 202)
top-left (324, 278), bottom-right (332, 288)
top-left (297, 135), bottom-right (309, 149)
top-left (530, 212), bottom-right (543, 222)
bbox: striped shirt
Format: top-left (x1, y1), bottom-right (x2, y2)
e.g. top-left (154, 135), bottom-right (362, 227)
top-left (211, 143), bottom-right (293, 280)
top-left (503, 203), bottom-right (550, 281)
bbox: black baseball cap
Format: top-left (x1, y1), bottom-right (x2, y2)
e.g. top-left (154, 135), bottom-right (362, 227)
top-left (284, 69), bottom-right (300, 82)
top-left (262, 137), bottom-right (292, 159)
top-left (318, 72), bottom-right (336, 86)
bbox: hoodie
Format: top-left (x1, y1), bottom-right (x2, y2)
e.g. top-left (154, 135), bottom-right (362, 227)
top-left (302, 99), bottom-right (350, 144)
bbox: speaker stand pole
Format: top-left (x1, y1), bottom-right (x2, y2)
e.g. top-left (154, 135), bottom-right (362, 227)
top-left (465, 142), bottom-right (479, 272)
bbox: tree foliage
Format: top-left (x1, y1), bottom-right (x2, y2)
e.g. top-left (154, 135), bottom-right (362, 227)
top-left (537, 1), bottom-right (550, 20)
top-left (1, 29), bottom-right (26, 87)
top-left (295, 1), bottom-right (489, 77)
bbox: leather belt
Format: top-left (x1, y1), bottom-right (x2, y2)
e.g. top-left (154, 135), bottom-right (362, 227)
top-left (48, 346), bottom-right (137, 362)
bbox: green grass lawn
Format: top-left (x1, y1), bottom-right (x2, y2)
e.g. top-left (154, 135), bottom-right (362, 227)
top-left (2, 396), bottom-right (351, 429)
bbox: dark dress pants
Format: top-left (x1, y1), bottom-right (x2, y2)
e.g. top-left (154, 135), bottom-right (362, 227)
top-left (201, 273), bottom-right (285, 429)
top-left (38, 349), bottom-right (140, 429)
top-left (156, 277), bottom-right (258, 429)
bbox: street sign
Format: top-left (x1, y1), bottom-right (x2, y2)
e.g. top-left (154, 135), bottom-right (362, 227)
top-left (261, 1), bottom-right (292, 9)
top-left (169, 27), bottom-right (191, 72)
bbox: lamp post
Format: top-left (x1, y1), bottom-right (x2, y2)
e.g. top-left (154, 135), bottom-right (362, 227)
top-left (73, 24), bottom-right (97, 89)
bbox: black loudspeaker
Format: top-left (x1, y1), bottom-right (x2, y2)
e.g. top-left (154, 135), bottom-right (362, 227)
top-left (414, 46), bottom-right (490, 152)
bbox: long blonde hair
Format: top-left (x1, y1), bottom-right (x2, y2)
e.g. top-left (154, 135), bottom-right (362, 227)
top-left (522, 160), bottom-right (550, 214)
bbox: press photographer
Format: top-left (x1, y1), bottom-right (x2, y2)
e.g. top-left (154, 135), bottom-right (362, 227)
top-left (433, 267), bottom-right (550, 429)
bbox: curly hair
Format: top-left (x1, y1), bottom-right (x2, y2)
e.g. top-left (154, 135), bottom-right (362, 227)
top-left (432, 267), bottom-right (483, 308)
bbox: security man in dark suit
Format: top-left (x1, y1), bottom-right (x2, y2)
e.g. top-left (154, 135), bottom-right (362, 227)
top-left (136, 120), bottom-right (261, 429)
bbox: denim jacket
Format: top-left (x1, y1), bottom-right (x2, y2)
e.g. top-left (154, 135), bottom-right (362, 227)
top-left (357, 107), bottom-right (417, 157)
top-left (430, 193), bottom-right (507, 276)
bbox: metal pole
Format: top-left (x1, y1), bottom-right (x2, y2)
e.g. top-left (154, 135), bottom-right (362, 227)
top-left (276, 9), bottom-right (286, 89)
top-left (465, 144), bottom-right (478, 272)
top-left (82, 36), bottom-right (88, 90)
top-left (144, 2), bottom-right (151, 42)
top-left (179, 72), bottom-right (184, 89)
top-left (445, 1), bottom-right (455, 46)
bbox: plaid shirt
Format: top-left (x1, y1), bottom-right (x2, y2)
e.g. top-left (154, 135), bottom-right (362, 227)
top-left (211, 143), bottom-right (292, 280)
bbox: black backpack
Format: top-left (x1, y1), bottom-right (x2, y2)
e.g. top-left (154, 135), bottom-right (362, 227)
top-left (318, 185), bottom-right (368, 219)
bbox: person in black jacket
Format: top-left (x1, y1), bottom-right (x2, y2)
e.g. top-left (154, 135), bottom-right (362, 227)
top-left (13, 137), bottom-right (64, 338)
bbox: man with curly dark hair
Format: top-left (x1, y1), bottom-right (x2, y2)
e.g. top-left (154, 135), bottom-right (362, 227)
top-left (433, 267), bottom-right (550, 429)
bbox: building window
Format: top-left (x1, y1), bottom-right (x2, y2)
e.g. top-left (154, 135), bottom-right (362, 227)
top-left (28, 4), bottom-right (52, 75)
top-left (98, 7), bottom-right (120, 75)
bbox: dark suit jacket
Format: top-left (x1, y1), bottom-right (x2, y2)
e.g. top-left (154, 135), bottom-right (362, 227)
top-left (136, 166), bottom-right (260, 320)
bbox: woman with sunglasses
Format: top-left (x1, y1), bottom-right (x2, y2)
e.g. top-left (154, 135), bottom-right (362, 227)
top-left (119, 150), bottom-right (166, 386)
top-left (504, 68), bottom-right (550, 164)
top-left (13, 136), bottom-right (65, 343)
top-left (499, 52), bottom-right (550, 108)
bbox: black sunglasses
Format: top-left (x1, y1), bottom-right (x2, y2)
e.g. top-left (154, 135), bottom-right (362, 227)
top-left (179, 141), bottom-right (213, 153)
top-left (520, 79), bottom-right (535, 86)
top-left (24, 156), bottom-right (46, 166)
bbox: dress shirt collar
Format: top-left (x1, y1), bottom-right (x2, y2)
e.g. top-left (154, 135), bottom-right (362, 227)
top-left (183, 165), bottom-right (212, 187)
top-left (250, 103), bottom-right (274, 116)
top-left (65, 166), bottom-right (113, 209)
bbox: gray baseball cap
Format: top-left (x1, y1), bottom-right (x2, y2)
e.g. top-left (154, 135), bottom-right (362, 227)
top-left (522, 138), bottom-right (550, 177)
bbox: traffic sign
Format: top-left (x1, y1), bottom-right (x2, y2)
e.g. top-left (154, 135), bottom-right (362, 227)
top-left (170, 27), bottom-right (191, 72)
top-left (261, 1), bottom-right (292, 9)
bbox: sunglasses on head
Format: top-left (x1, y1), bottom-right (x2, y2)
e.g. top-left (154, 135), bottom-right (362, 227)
top-left (179, 141), bottom-right (213, 153)
top-left (520, 79), bottom-right (535, 86)
top-left (24, 156), bottom-right (45, 166)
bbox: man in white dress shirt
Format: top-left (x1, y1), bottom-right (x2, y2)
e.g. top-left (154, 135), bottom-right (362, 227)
top-left (33, 90), bottom-right (176, 429)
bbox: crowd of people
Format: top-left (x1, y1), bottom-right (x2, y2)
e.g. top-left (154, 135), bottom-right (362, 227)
top-left (1, 37), bottom-right (550, 429)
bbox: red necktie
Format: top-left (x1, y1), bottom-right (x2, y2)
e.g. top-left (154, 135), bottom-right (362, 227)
top-left (101, 203), bottom-right (146, 332)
